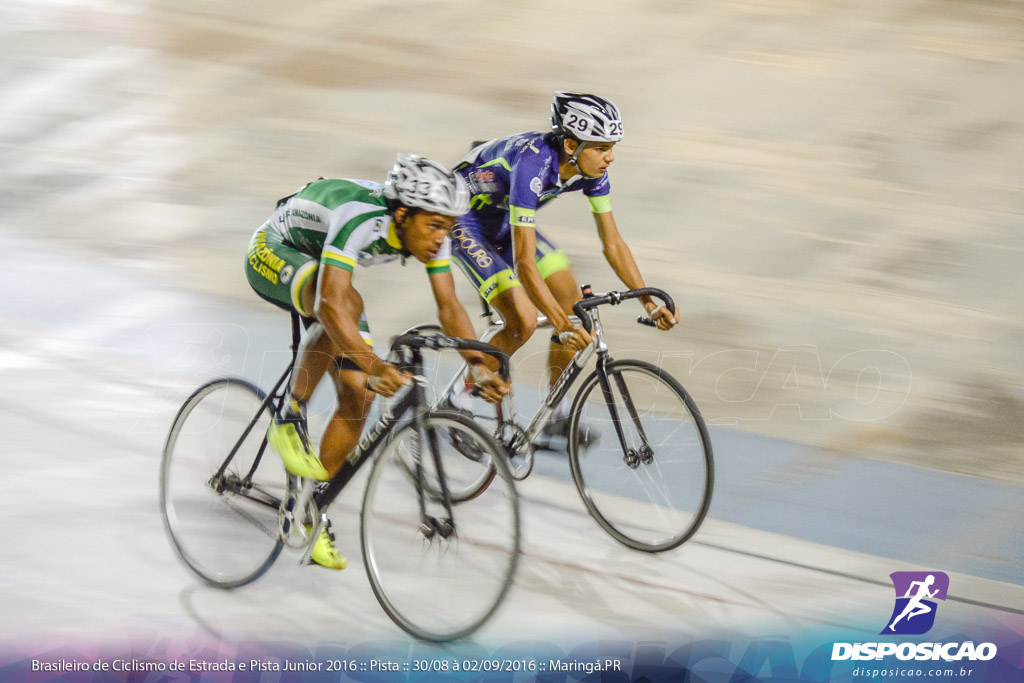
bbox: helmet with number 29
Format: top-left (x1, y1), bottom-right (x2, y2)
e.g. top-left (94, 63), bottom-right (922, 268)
top-left (550, 92), bottom-right (624, 143)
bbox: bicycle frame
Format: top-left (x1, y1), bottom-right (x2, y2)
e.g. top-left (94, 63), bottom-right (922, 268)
top-left (210, 315), bottom-right (509, 562)
top-left (434, 286), bottom-right (675, 460)
top-left (485, 313), bottom-right (601, 446)
top-left (434, 305), bottom-right (604, 446)
top-left (212, 313), bottom-right (302, 489)
top-left (313, 375), bottom-right (428, 511)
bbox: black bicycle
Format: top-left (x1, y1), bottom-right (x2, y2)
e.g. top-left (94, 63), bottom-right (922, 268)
top-left (410, 286), bottom-right (713, 553)
top-left (160, 313), bottom-right (520, 641)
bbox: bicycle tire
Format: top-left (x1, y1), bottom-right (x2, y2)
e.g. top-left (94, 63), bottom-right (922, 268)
top-left (568, 359), bottom-right (714, 552)
top-left (161, 377), bottom-right (285, 588)
top-left (360, 411), bottom-right (520, 641)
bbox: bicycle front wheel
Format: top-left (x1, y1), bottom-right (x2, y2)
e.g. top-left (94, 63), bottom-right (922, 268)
top-left (161, 378), bottom-right (285, 588)
top-left (361, 412), bottom-right (520, 641)
top-left (568, 360), bottom-right (713, 552)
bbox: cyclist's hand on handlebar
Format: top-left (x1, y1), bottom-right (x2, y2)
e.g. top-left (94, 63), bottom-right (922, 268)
top-left (647, 304), bottom-right (680, 331)
top-left (557, 324), bottom-right (593, 351)
top-left (468, 363), bottom-right (509, 404)
top-left (367, 362), bottom-right (411, 396)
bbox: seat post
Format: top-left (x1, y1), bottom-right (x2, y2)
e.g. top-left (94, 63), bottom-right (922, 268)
top-left (479, 297), bottom-right (497, 324)
top-left (289, 312), bottom-right (302, 361)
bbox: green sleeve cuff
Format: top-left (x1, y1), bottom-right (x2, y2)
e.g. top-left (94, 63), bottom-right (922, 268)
top-left (588, 195), bottom-right (612, 214)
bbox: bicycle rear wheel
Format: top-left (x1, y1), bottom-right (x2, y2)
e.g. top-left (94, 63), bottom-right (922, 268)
top-left (361, 412), bottom-right (520, 641)
top-left (568, 360), bottom-right (713, 552)
top-left (161, 378), bottom-right (285, 587)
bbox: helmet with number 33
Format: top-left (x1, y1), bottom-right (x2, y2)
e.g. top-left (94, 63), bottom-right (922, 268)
top-left (383, 153), bottom-right (471, 217)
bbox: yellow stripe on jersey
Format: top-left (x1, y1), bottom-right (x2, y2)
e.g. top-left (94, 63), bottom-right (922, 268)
top-left (322, 253), bottom-right (356, 271)
top-left (425, 259), bottom-right (450, 274)
top-left (289, 261), bottom-right (319, 317)
top-left (385, 220), bottom-right (402, 249)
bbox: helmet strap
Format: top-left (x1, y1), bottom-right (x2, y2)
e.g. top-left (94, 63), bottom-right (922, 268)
top-left (565, 139), bottom-right (600, 179)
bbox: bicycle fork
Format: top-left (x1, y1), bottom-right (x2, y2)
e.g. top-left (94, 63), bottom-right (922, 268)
top-left (414, 405), bottom-right (457, 542)
top-left (596, 356), bottom-right (654, 468)
top-left (389, 373), bottom-right (457, 543)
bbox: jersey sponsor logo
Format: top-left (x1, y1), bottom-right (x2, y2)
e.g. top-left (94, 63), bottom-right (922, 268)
top-left (470, 193), bottom-right (495, 210)
top-left (285, 208), bottom-right (322, 223)
top-left (539, 187), bottom-right (565, 203)
top-left (249, 255), bottom-right (279, 284)
top-left (516, 215), bottom-right (535, 225)
top-left (530, 176), bottom-right (543, 197)
top-left (451, 227), bottom-right (493, 268)
top-left (280, 264), bottom-right (294, 284)
top-left (248, 232), bottom-right (287, 284)
top-left (468, 169), bottom-right (498, 194)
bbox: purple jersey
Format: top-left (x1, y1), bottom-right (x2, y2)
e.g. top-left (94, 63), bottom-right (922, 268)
top-left (454, 131), bottom-right (611, 244)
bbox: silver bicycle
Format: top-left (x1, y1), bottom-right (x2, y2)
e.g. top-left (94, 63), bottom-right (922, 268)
top-left (406, 285), bottom-right (714, 553)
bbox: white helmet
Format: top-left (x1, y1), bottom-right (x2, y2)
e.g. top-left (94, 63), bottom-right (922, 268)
top-left (383, 154), bottom-right (470, 217)
top-left (550, 91), bottom-right (624, 143)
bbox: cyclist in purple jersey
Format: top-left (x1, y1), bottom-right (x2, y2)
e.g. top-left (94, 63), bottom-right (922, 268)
top-left (448, 92), bottom-right (679, 439)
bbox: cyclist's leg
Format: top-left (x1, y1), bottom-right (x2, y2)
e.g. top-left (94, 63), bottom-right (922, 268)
top-left (320, 310), bottom-right (376, 477)
top-left (244, 223), bottom-right (329, 478)
top-left (245, 223), bottom-right (326, 400)
top-left (449, 218), bottom-right (537, 366)
top-left (304, 313), bottom-right (374, 571)
top-left (535, 230), bottom-right (579, 391)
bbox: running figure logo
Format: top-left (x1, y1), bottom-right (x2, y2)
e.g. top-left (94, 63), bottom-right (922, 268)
top-left (881, 571), bottom-right (949, 635)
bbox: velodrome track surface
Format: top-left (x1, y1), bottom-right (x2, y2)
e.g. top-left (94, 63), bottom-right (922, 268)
top-left (0, 234), bottom-right (1019, 650)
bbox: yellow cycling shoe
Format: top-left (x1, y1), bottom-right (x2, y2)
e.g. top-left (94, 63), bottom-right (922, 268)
top-left (267, 414), bottom-right (329, 481)
top-left (306, 522), bottom-right (347, 570)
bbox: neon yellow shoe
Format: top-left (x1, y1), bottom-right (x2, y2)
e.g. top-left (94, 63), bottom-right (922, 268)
top-left (306, 522), bottom-right (347, 570)
top-left (267, 412), bottom-right (329, 481)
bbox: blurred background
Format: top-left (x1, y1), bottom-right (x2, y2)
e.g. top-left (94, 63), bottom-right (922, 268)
top-left (0, 0), bottom-right (1022, 650)
top-left (5, 0), bottom-right (1020, 481)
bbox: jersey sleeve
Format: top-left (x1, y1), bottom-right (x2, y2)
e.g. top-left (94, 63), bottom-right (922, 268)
top-left (583, 171), bottom-right (612, 214)
top-left (425, 237), bottom-right (452, 275)
top-left (320, 213), bottom-right (381, 272)
top-left (507, 145), bottom-right (554, 230)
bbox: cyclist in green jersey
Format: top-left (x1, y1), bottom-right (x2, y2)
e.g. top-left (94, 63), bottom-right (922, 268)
top-left (245, 154), bottom-right (509, 569)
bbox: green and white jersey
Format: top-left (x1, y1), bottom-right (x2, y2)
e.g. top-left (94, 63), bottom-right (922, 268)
top-left (268, 178), bottom-right (452, 275)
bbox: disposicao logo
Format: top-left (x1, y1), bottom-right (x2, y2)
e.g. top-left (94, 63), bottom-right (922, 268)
top-left (831, 570), bottom-right (997, 662)
top-left (881, 571), bottom-right (948, 635)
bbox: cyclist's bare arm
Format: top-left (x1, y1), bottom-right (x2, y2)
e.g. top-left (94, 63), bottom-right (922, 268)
top-left (315, 264), bottom-right (408, 394)
top-left (594, 210), bottom-right (678, 330)
top-left (512, 224), bottom-right (592, 350)
top-left (428, 270), bottom-right (509, 403)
